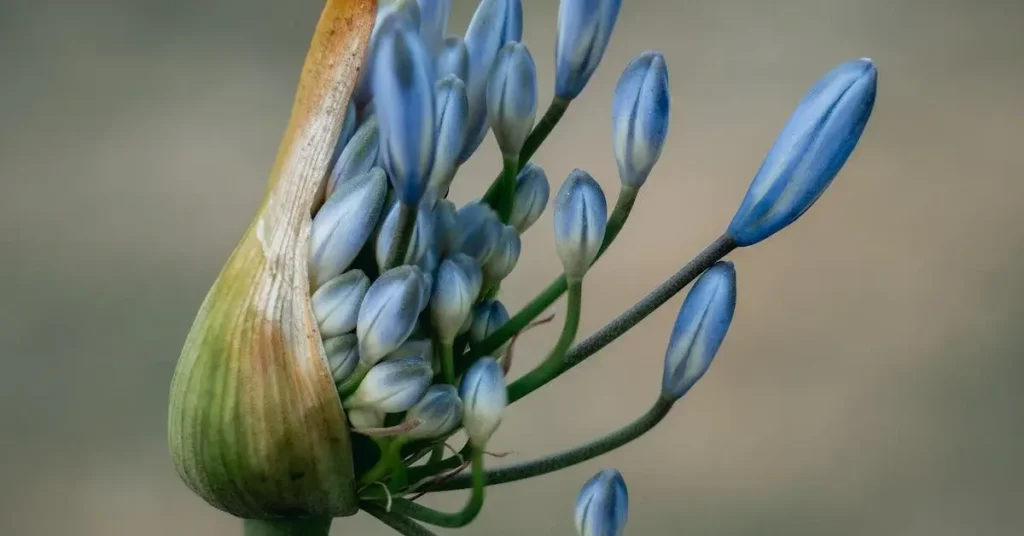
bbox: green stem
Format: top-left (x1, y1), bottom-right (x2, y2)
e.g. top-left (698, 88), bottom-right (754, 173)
top-left (384, 201), bottom-right (418, 270)
top-left (439, 342), bottom-right (456, 384)
top-left (387, 449), bottom-right (487, 528)
top-left (506, 280), bottom-right (583, 403)
top-left (482, 157), bottom-right (519, 222)
top-left (520, 96), bottom-right (570, 163)
top-left (430, 396), bottom-right (674, 491)
top-left (337, 362), bottom-right (370, 400)
top-left (469, 185), bottom-right (639, 359)
top-left (361, 439), bottom-right (405, 485)
top-left (362, 503), bottom-right (439, 536)
top-left (242, 518), bottom-right (331, 536)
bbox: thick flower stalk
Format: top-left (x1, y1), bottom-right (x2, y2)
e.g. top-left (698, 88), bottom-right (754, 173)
top-left (168, 1), bottom-right (879, 535)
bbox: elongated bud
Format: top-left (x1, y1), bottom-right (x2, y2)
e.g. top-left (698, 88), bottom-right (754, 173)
top-left (435, 36), bottom-right (469, 83)
top-left (486, 42), bottom-right (538, 160)
top-left (661, 261), bottom-right (736, 399)
top-left (482, 224), bottom-right (521, 283)
top-left (459, 357), bottom-right (507, 447)
top-left (357, 265), bottom-right (428, 366)
top-left (509, 162), bottom-right (550, 233)
top-left (325, 115), bottom-right (380, 199)
top-left (416, 0), bottom-right (451, 55)
top-left (468, 299), bottom-right (509, 343)
top-left (324, 334), bottom-right (360, 385)
top-left (431, 258), bottom-right (477, 343)
top-left (373, 23), bottom-right (437, 205)
top-left (355, 0), bottom-right (422, 106)
top-left (554, 169), bottom-right (608, 280)
top-left (447, 252), bottom-right (484, 305)
top-left (403, 384), bottom-right (463, 439)
top-left (343, 356), bottom-right (433, 413)
top-left (347, 407), bottom-right (386, 430)
top-left (727, 59), bottom-right (877, 247)
top-left (611, 51), bottom-right (670, 189)
top-left (311, 270), bottom-right (371, 338)
top-left (310, 167), bottom-right (388, 287)
top-left (374, 200), bottom-right (435, 268)
top-left (453, 201), bottom-right (503, 265)
top-left (433, 199), bottom-right (459, 254)
top-left (574, 469), bottom-right (629, 536)
top-left (425, 75), bottom-right (469, 205)
top-left (555, 0), bottom-right (623, 100)
top-left (460, 0), bottom-right (524, 163)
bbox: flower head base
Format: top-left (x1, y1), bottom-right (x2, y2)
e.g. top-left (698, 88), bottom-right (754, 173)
top-left (554, 169), bottom-right (608, 280)
top-left (612, 51), bottom-right (671, 189)
top-left (574, 469), bottom-right (629, 536)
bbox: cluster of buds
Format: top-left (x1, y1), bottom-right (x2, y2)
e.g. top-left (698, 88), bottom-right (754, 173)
top-left (167, 0), bottom-right (877, 535)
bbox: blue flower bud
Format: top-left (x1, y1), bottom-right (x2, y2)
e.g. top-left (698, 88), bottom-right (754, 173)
top-left (404, 384), bottom-right (463, 439)
top-left (325, 115), bottom-right (380, 200)
top-left (433, 199), bottom-right (460, 254)
top-left (357, 265), bottom-right (428, 366)
top-left (329, 100), bottom-right (359, 170)
top-left (375, 200), bottom-right (436, 269)
top-left (416, 0), bottom-right (451, 55)
top-left (425, 75), bottom-right (469, 205)
top-left (459, 357), bottom-right (507, 446)
top-left (417, 240), bottom-right (441, 298)
top-left (727, 59), bottom-right (877, 247)
top-left (435, 36), bottom-right (469, 83)
top-left (385, 337), bottom-right (435, 363)
top-left (343, 356), bottom-right (433, 413)
top-left (486, 42), bottom-right (538, 159)
top-left (661, 261), bottom-right (737, 400)
top-left (508, 162), bottom-right (550, 232)
top-left (323, 334), bottom-right (360, 385)
top-left (447, 252), bottom-right (484, 306)
top-left (453, 202), bottom-right (503, 265)
top-left (373, 24), bottom-right (437, 205)
top-left (611, 51), bottom-right (670, 189)
top-left (347, 407), bottom-right (386, 430)
top-left (468, 300), bottom-right (509, 343)
top-left (574, 469), bottom-right (628, 536)
top-left (309, 167), bottom-right (389, 287)
top-left (555, 0), bottom-right (623, 100)
top-left (430, 258), bottom-right (477, 343)
top-left (355, 0), bottom-right (423, 107)
top-left (553, 169), bottom-right (608, 280)
top-left (460, 0), bottom-right (523, 163)
top-left (311, 270), bottom-right (371, 338)
top-left (482, 224), bottom-right (521, 283)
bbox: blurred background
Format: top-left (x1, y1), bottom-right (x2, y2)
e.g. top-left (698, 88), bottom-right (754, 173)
top-left (2, 0), bottom-right (1023, 534)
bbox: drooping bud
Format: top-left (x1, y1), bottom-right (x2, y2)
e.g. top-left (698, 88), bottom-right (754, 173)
top-left (343, 356), bottom-right (434, 413)
top-left (323, 334), bottom-right (360, 385)
top-left (482, 224), bottom-right (521, 283)
top-left (435, 36), bottom-right (469, 83)
top-left (486, 42), bottom-right (538, 160)
top-left (727, 59), bottom-right (878, 247)
top-left (611, 51), bottom-right (670, 189)
top-left (425, 75), bottom-right (469, 205)
top-left (468, 299), bottom-right (509, 343)
top-left (460, 0), bottom-right (524, 163)
top-left (311, 270), bottom-right (371, 338)
top-left (356, 265), bottom-right (428, 366)
top-left (661, 261), bottom-right (737, 400)
top-left (508, 162), bottom-right (550, 233)
top-left (416, 0), bottom-right (451, 55)
top-left (555, 0), bottom-right (623, 100)
top-left (374, 200), bottom-right (436, 268)
top-left (325, 115), bottom-right (380, 199)
top-left (459, 357), bottom-right (507, 447)
top-left (403, 384), bottom-right (463, 440)
top-left (453, 201), bottom-right (503, 265)
top-left (430, 257), bottom-right (477, 343)
top-left (553, 169), bottom-right (608, 280)
top-left (372, 23), bottom-right (437, 205)
top-left (309, 167), bottom-right (389, 287)
top-left (574, 469), bottom-right (629, 536)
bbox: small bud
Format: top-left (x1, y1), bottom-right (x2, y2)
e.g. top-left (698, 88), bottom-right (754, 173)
top-left (385, 338), bottom-right (435, 363)
top-left (325, 115), bottom-right (380, 200)
top-left (430, 258), bottom-right (477, 342)
top-left (309, 167), bottom-right (389, 287)
top-left (468, 299), bottom-right (509, 344)
top-left (433, 199), bottom-right (460, 254)
top-left (555, 0), bottom-right (623, 100)
top-left (611, 51), bottom-right (670, 189)
top-left (574, 469), bottom-right (629, 536)
top-left (373, 24), bottom-right (437, 205)
top-left (425, 75), bottom-right (470, 205)
top-left (311, 270), bottom-right (371, 338)
top-left (323, 334), bottom-right (360, 385)
top-left (329, 100), bottom-right (359, 169)
top-left (486, 42), bottom-right (538, 160)
top-left (509, 162), bottom-right (550, 233)
top-left (482, 224), bottom-right (521, 283)
top-left (435, 36), bottom-right (469, 83)
top-left (357, 265), bottom-right (428, 366)
top-left (459, 357), bottom-right (507, 447)
top-left (553, 169), bottom-right (608, 280)
top-left (416, 0), bottom-right (451, 55)
top-left (453, 202), bottom-right (503, 265)
top-left (661, 261), bottom-right (736, 400)
top-left (403, 384), bottom-right (463, 440)
top-left (460, 0), bottom-right (524, 163)
top-left (374, 200), bottom-right (436, 269)
top-left (447, 252), bottom-right (484, 305)
top-left (343, 356), bottom-right (434, 413)
top-left (347, 407), bottom-right (386, 430)
top-left (727, 59), bottom-right (877, 247)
